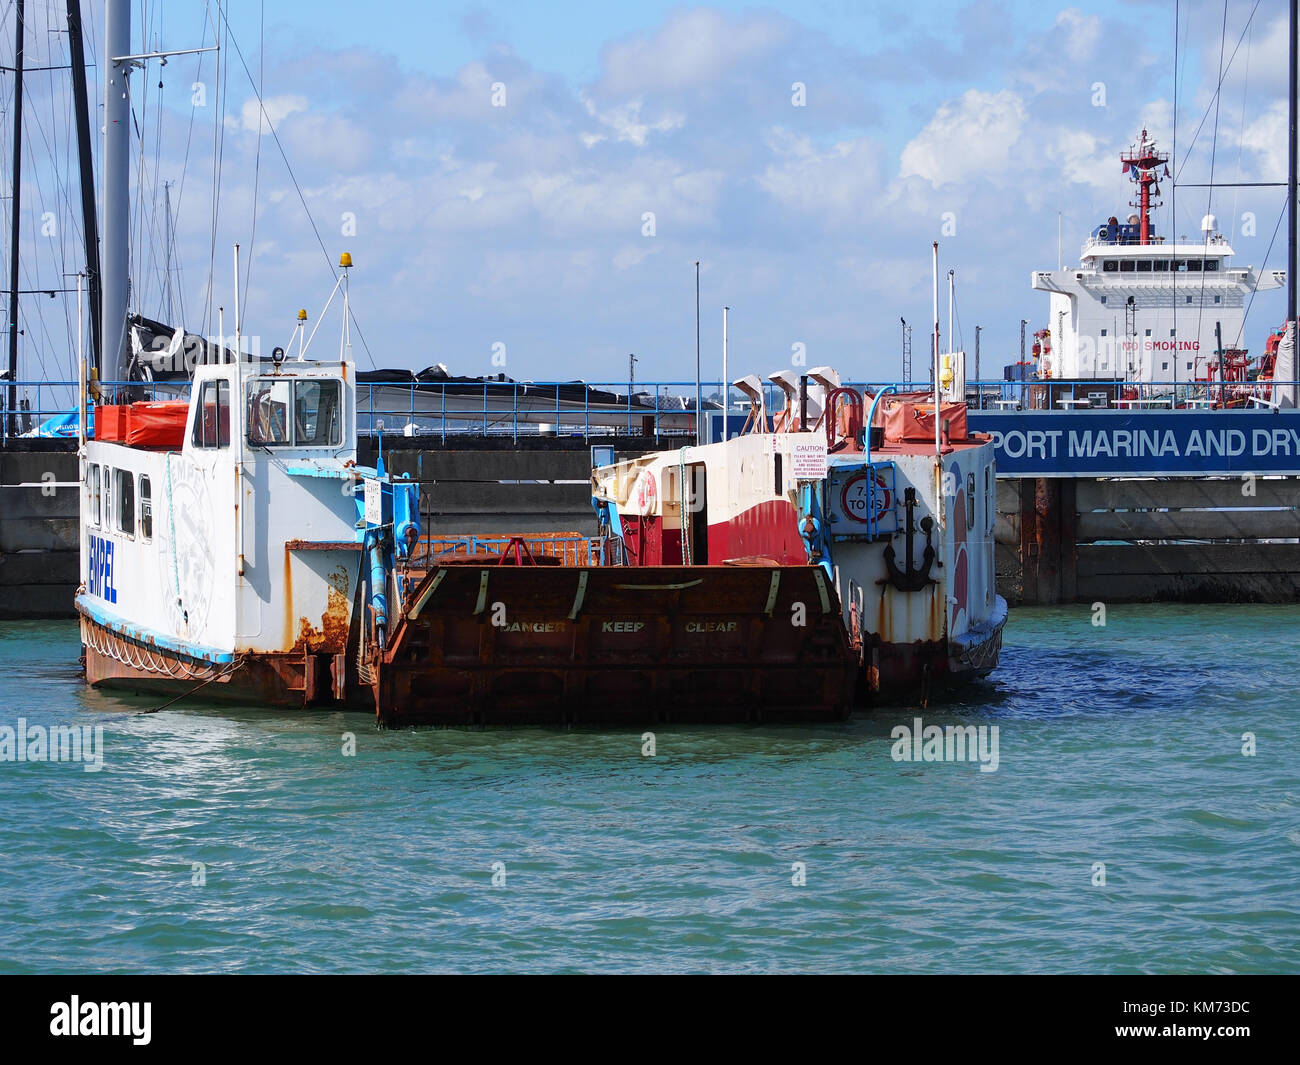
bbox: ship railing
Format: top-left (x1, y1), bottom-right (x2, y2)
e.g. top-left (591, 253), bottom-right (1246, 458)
top-left (414, 532), bottom-right (607, 568)
top-left (966, 378), bottom-right (1300, 411)
top-left (8, 376), bottom-right (1300, 445)
top-left (0, 379), bottom-right (189, 443)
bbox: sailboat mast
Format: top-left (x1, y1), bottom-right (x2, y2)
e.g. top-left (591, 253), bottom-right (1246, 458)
top-left (7, 0), bottom-right (24, 417)
top-left (102, 0), bottom-right (131, 386)
top-left (1289, 0), bottom-right (1297, 330)
top-left (66, 0), bottom-right (102, 375)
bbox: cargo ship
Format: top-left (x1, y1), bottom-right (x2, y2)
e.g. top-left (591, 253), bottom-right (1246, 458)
top-left (1028, 128), bottom-right (1286, 391)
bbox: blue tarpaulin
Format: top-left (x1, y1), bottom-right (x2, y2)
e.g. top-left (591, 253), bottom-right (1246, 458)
top-left (24, 408), bottom-right (91, 438)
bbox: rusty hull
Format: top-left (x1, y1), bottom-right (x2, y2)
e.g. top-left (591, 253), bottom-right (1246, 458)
top-left (373, 564), bottom-right (856, 725)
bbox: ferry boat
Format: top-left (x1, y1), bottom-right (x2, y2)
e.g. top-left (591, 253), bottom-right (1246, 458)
top-left (78, 344), bottom-right (1007, 723)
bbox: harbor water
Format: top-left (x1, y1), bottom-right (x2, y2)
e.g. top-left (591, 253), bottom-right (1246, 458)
top-left (0, 604), bottom-right (1296, 974)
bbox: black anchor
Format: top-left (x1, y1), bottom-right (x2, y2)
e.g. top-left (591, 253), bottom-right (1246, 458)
top-left (881, 487), bottom-right (936, 592)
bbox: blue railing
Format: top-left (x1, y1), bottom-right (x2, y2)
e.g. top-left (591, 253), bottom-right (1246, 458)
top-left (5, 376), bottom-right (1299, 444)
top-left (0, 379), bottom-right (189, 442)
top-left (421, 533), bottom-right (606, 567)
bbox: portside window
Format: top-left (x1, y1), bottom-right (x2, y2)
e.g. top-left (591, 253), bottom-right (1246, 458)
top-left (192, 379), bottom-right (231, 448)
top-left (967, 473), bottom-right (976, 530)
top-left (139, 474), bottom-right (153, 542)
top-left (114, 468), bottom-right (135, 538)
top-left (88, 464), bottom-right (101, 527)
top-left (247, 378), bottom-right (343, 448)
top-left (774, 453), bottom-right (783, 497)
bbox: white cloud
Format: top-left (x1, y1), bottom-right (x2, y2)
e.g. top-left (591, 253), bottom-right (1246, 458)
top-left (899, 89), bottom-right (1027, 187)
top-left (598, 9), bottom-right (790, 95)
top-left (237, 94), bottom-right (308, 134)
top-left (1238, 99), bottom-right (1288, 183)
top-left (757, 128), bottom-right (882, 215)
top-left (1054, 9), bottom-right (1103, 65)
top-left (580, 95), bottom-right (685, 147)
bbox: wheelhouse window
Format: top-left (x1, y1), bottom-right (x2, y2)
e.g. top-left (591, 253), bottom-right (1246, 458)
top-left (247, 378), bottom-right (342, 448)
top-left (192, 379), bottom-right (231, 448)
top-left (1136, 260), bottom-right (1152, 272)
top-left (1103, 260), bottom-right (1119, 272)
top-left (114, 468), bottom-right (135, 538)
top-left (1118, 260), bottom-right (1136, 272)
top-left (1204, 259), bottom-right (1219, 271)
top-left (139, 474), bottom-right (153, 542)
top-left (88, 464), bottom-right (101, 527)
top-left (1153, 260), bottom-right (1169, 271)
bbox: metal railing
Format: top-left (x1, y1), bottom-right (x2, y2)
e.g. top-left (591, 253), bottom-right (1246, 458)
top-left (0, 379), bottom-right (188, 442)
top-left (417, 532), bottom-right (608, 567)
top-left (6, 376), bottom-right (1300, 445)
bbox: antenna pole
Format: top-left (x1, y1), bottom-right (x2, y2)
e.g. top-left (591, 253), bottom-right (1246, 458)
top-left (722, 305), bottom-right (729, 419)
top-left (233, 244), bottom-right (241, 359)
top-left (932, 241), bottom-right (941, 459)
top-left (694, 260), bottom-right (701, 446)
top-left (7, 0), bottom-right (24, 424)
top-left (947, 269), bottom-right (955, 355)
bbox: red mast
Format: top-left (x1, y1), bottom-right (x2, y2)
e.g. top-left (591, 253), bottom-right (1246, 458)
top-left (1120, 129), bottom-right (1169, 245)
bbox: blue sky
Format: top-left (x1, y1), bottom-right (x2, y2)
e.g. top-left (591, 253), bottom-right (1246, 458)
top-left (4, 0), bottom-right (1294, 385)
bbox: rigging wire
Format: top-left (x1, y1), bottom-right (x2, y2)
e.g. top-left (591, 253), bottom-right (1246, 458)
top-left (241, 0), bottom-right (263, 322)
top-left (1195, 0), bottom-right (1231, 367)
top-left (1231, 200), bottom-right (1287, 349)
top-left (214, 2), bottom-right (377, 368)
top-left (1173, 0), bottom-right (1262, 182)
top-left (1229, 9), bottom-right (1253, 246)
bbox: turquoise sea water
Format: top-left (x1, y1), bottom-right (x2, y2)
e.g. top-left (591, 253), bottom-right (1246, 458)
top-left (0, 606), bottom-right (1296, 974)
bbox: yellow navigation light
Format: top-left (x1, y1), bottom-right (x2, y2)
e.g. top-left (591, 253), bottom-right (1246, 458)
top-left (339, 252), bottom-right (353, 268)
top-left (297, 308), bottom-right (308, 321)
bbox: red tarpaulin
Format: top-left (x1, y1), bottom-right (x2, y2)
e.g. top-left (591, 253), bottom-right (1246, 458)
top-left (880, 396), bottom-right (969, 443)
top-left (124, 401), bottom-right (189, 448)
top-left (94, 405), bottom-right (131, 443)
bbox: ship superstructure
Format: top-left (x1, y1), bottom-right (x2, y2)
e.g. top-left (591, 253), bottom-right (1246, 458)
top-left (1030, 130), bottom-right (1285, 385)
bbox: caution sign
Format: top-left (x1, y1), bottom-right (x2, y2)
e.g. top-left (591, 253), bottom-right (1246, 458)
top-left (791, 438), bottom-right (828, 480)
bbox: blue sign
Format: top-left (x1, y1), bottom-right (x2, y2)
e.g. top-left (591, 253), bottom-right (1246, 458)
top-left (704, 411), bottom-right (766, 444)
top-left (967, 409), bottom-right (1300, 477)
top-left (87, 533), bottom-right (117, 604)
